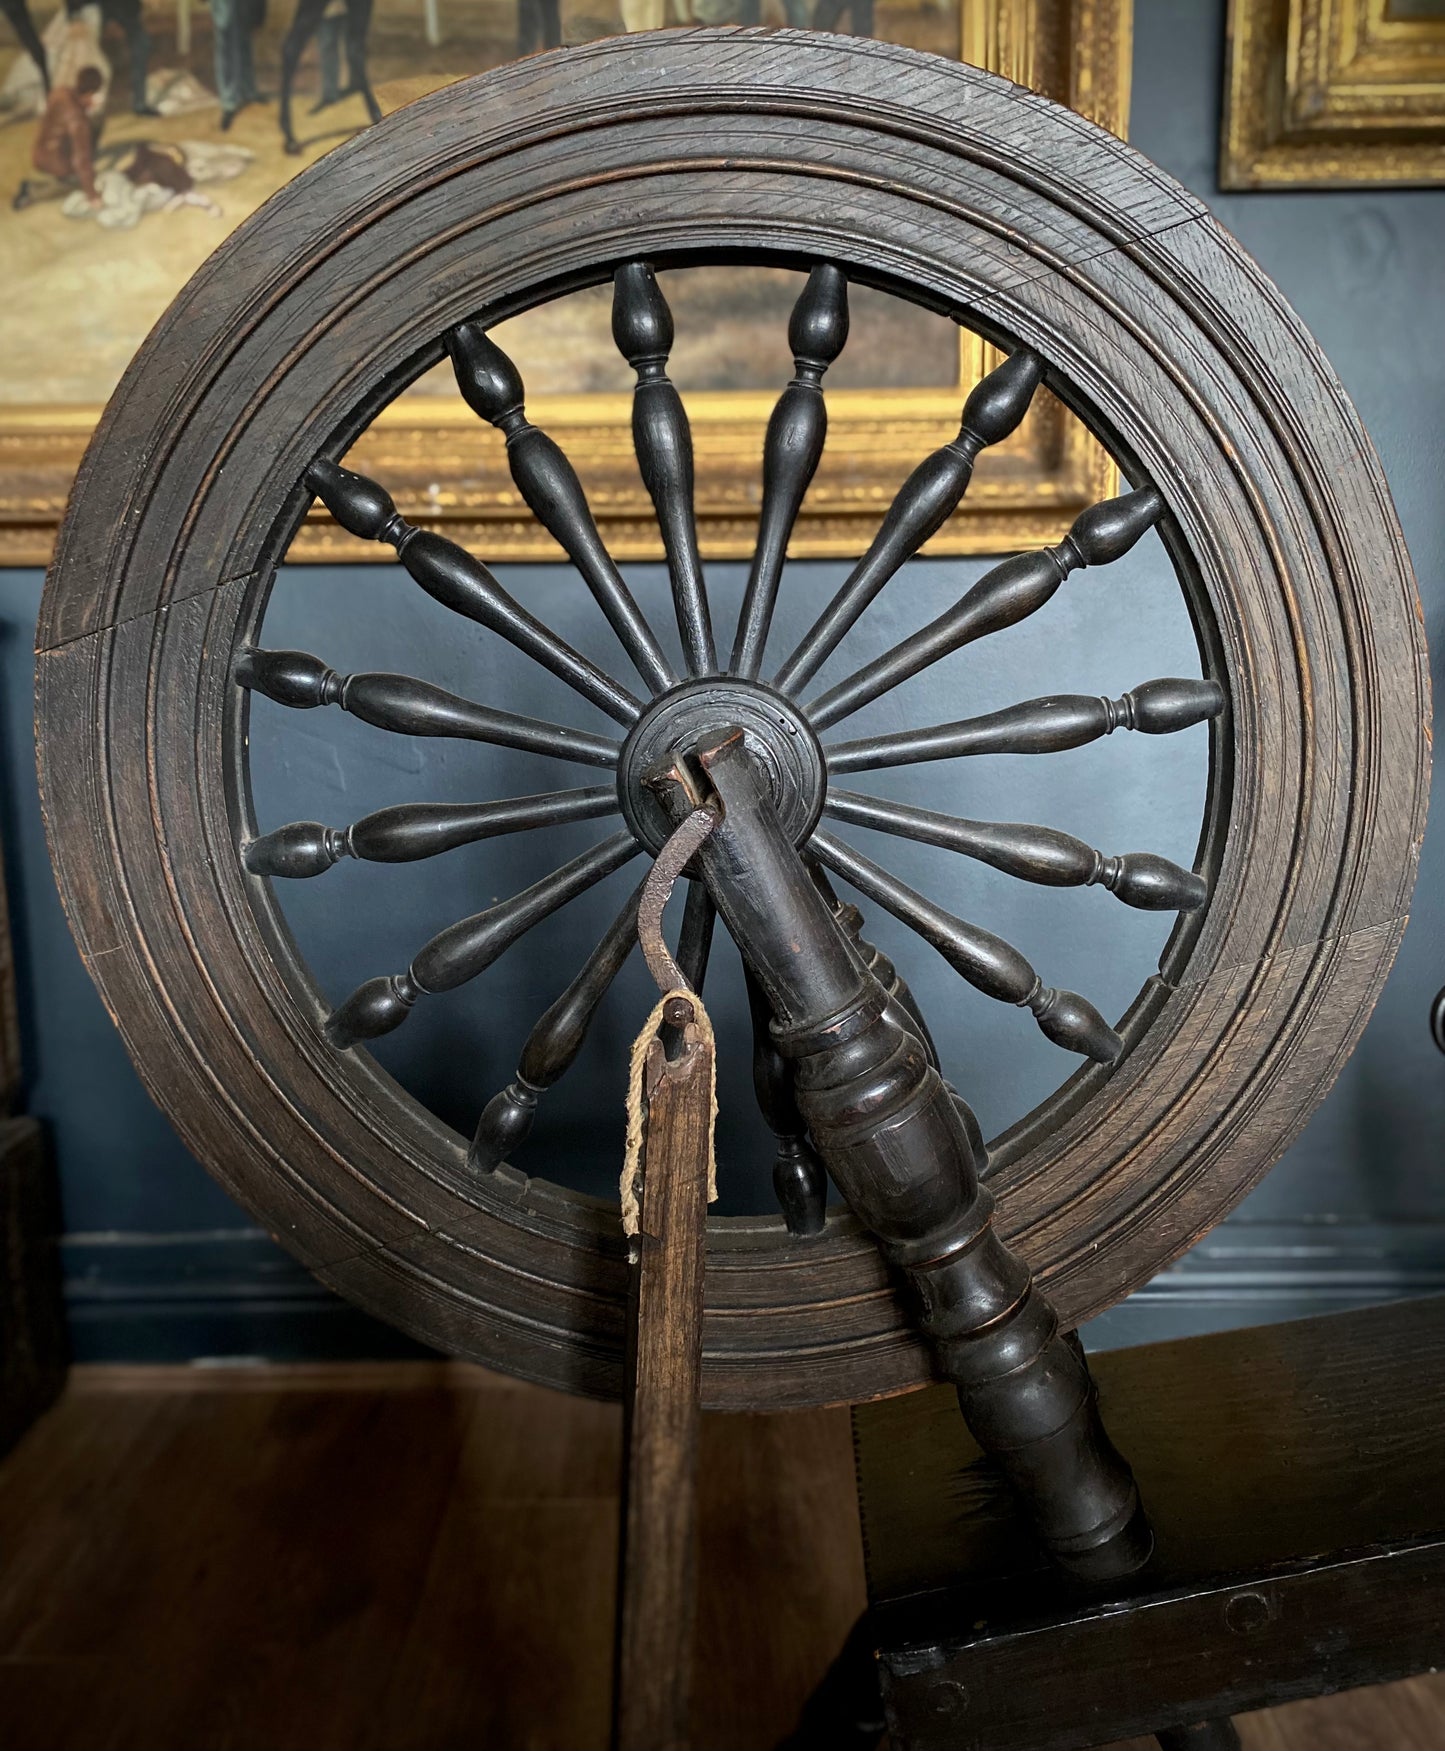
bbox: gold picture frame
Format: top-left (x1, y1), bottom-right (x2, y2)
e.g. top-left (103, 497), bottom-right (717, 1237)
top-left (1223, 0), bottom-right (1445, 188)
top-left (0, 0), bottom-right (1131, 566)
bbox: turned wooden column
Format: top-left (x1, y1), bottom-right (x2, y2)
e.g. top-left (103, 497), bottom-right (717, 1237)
top-left (649, 729), bottom-right (1150, 1580)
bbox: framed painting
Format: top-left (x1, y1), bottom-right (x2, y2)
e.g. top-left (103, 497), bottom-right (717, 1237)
top-left (0, 0), bottom-right (1131, 564)
top-left (1223, 0), bottom-right (1445, 188)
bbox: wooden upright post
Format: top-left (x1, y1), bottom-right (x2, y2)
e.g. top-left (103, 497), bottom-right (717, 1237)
top-left (612, 996), bottom-right (714, 1751)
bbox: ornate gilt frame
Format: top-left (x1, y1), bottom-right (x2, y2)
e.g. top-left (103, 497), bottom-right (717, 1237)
top-left (1224, 0), bottom-right (1445, 188)
top-left (0, 0), bottom-right (1131, 565)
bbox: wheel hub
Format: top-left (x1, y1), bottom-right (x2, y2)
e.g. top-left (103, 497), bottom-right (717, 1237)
top-left (616, 677), bottom-right (826, 854)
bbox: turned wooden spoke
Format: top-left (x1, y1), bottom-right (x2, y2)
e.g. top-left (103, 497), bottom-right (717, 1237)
top-left (447, 323), bottom-right (676, 694)
top-left (817, 872), bottom-right (989, 1165)
top-left (306, 459), bottom-right (642, 725)
top-left (674, 879), bottom-right (716, 994)
top-left (613, 263), bottom-right (715, 676)
top-left (745, 967), bottom-right (827, 1239)
top-left (325, 830), bottom-right (641, 1048)
top-left (807, 486), bottom-right (1164, 731)
top-left (244, 787), bottom-right (619, 880)
top-left (825, 790), bottom-right (1208, 911)
top-left (236, 648), bottom-right (622, 765)
top-left (811, 866), bottom-right (941, 1065)
top-left (824, 676), bottom-right (1224, 772)
top-left (469, 880), bottom-right (646, 1172)
top-left (810, 830), bottom-right (1123, 1063)
top-left (729, 264), bottom-right (849, 679)
top-left (773, 348), bottom-right (1043, 696)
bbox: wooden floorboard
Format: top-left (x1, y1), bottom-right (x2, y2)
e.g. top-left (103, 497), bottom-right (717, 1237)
top-left (0, 1365), bottom-right (1438, 1750)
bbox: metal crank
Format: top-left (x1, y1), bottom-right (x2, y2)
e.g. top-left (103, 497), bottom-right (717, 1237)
top-left (646, 726), bottom-right (1153, 1583)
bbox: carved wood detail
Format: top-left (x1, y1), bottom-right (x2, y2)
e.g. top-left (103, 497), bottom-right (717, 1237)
top-left (36, 36), bottom-right (1428, 1410)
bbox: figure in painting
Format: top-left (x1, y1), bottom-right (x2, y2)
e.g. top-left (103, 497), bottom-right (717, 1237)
top-left (64, 0), bottom-right (156, 113)
top-left (29, 60), bottom-right (103, 203)
top-left (67, 137), bottom-right (252, 223)
top-left (812, 0), bottom-right (875, 32)
top-left (9, 0), bottom-right (253, 223)
top-left (212, 0), bottom-right (266, 129)
top-left (278, 0), bottom-right (379, 154)
top-left (608, 0), bottom-right (870, 29)
top-left (314, 10), bottom-right (353, 112)
top-left (0, 0), bottom-right (48, 94)
top-left (517, 0), bottom-right (560, 55)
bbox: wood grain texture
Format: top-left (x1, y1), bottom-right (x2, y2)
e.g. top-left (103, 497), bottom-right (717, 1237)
top-left (661, 732), bottom-right (1149, 1583)
top-left (0, 1365), bottom-right (866, 1751)
top-left (35, 33), bottom-right (1430, 1408)
top-left (614, 1023), bottom-right (714, 1751)
top-left (856, 1295), bottom-right (1445, 1751)
top-left (0, 1364), bottom-right (1440, 1749)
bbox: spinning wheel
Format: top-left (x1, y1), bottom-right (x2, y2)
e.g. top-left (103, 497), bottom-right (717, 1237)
top-left (249, 327), bottom-right (1211, 1189)
top-left (38, 32), bottom-right (1428, 1415)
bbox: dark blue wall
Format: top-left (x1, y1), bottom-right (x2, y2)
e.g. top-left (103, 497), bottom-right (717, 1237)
top-left (1104, 0), bottom-right (1445, 1342)
top-left (2, 0), bottom-right (1441, 1360)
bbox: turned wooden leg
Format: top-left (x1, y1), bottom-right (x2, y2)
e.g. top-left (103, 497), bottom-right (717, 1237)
top-left (649, 730), bottom-right (1151, 1582)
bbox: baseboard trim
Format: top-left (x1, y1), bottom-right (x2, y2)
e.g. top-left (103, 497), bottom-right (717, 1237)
top-left (61, 1229), bottom-right (435, 1362)
top-left (60, 1219), bottom-right (1445, 1363)
top-left (65, 1358), bottom-right (511, 1392)
top-left (1080, 1218), bottom-right (1445, 1350)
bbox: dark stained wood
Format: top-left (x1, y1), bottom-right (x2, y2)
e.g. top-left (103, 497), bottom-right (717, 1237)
top-left (811, 830), bottom-right (1124, 1063)
top-left (324, 831), bottom-right (641, 1049)
top-left (818, 884), bottom-right (991, 1170)
top-left (0, 837), bottom-right (20, 1115)
top-left (655, 732), bottom-right (1148, 1584)
top-left (824, 791), bottom-right (1208, 912)
top-left (806, 486), bottom-right (1164, 731)
top-left (244, 787), bottom-right (620, 880)
top-left (729, 264), bottom-right (849, 680)
top-left (612, 263), bottom-right (715, 678)
top-left (613, 1013), bottom-right (715, 1751)
top-left (854, 1296), bottom-right (1445, 1751)
top-left (772, 346), bottom-right (1043, 697)
top-left (35, 33), bottom-right (1430, 1409)
top-left (673, 883), bottom-right (715, 997)
top-left (236, 648), bottom-right (622, 766)
top-left (824, 679), bottom-right (1226, 773)
top-left (446, 322), bottom-right (677, 696)
top-left (744, 968), bottom-right (828, 1240)
top-left (1156, 1722), bottom-right (1242, 1751)
top-left (470, 884), bottom-right (645, 1174)
top-left (304, 458), bottom-right (641, 724)
top-left (0, 1363), bottom-right (1438, 1750)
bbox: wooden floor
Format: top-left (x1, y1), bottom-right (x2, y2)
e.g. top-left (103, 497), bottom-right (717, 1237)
top-left (0, 1366), bottom-right (1440, 1751)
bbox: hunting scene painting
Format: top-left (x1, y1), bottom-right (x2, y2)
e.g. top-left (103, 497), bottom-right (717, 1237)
top-left (0, 0), bottom-right (967, 410)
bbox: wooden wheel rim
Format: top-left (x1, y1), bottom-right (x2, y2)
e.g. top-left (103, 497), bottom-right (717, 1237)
top-left (37, 32), bottom-right (1428, 1409)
